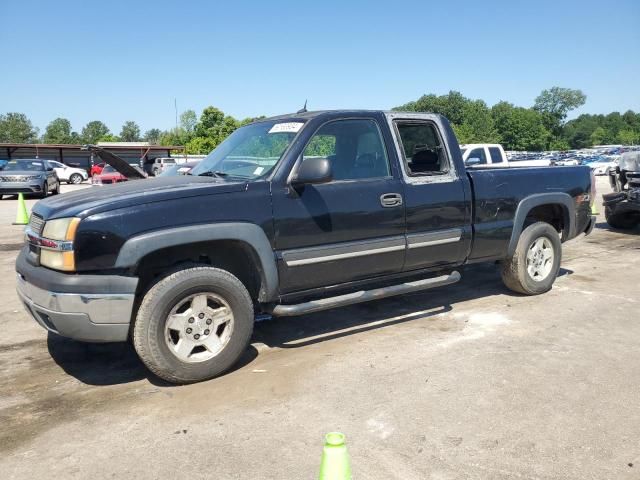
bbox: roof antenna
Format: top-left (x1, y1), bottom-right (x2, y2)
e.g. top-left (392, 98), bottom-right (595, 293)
top-left (297, 100), bottom-right (307, 114)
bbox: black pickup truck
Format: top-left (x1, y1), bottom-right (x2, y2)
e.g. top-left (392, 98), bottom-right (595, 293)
top-left (16, 111), bottom-right (596, 383)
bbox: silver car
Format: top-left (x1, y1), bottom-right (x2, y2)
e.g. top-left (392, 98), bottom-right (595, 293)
top-left (0, 159), bottom-right (60, 199)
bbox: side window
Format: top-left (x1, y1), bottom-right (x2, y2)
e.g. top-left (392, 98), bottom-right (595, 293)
top-left (395, 122), bottom-right (449, 175)
top-left (467, 148), bottom-right (487, 165)
top-left (302, 119), bottom-right (389, 181)
top-left (489, 147), bottom-right (504, 163)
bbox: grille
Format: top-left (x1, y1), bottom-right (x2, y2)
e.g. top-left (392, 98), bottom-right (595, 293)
top-left (0, 175), bottom-right (39, 182)
top-left (29, 214), bottom-right (45, 235)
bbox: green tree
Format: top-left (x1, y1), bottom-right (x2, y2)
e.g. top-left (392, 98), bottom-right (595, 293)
top-left (81, 121), bottom-right (110, 144)
top-left (491, 102), bottom-right (550, 150)
top-left (590, 126), bottom-right (607, 146)
top-left (98, 133), bottom-right (120, 142)
top-left (143, 128), bottom-right (162, 144)
top-left (192, 106), bottom-right (240, 149)
top-left (159, 127), bottom-right (189, 146)
top-left (0, 112), bottom-right (39, 143)
top-left (617, 129), bottom-right (638, 145)
top-left (180, 110), bottom-right (197, 134)
top-left (119, 121), bottom-right (141, 142)
top-left (533, 87), bottom-right (586, 136)
top-left (43, 117), bottom-right (74, 144)
top-left (185, 136), bottom-right (218, 154)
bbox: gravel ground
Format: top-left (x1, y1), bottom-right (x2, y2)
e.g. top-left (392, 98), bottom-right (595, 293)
top-left (0, 177), bottom-right (639, 479)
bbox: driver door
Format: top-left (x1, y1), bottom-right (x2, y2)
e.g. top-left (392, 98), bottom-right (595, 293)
top-left (272, 118), bottom-right (406, 294)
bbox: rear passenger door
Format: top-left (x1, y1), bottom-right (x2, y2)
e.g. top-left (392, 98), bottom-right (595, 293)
top-left (390, 118), bottom-right (472, 271)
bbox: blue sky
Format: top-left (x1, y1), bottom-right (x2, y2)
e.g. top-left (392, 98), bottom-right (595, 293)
top-left (1, 0), bottom-right (639, 134)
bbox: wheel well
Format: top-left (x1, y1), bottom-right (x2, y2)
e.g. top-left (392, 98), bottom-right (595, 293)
top-left (524, 204), bottom-right (566, 235)
top-left (134, 240), bottom-right (264, 302)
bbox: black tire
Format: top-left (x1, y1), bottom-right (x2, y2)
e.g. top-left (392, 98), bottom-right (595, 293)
top-left (133, 266), bottom-right (254, 384)
top-left (51, 182), bottom-right (60, 195)
top-left (37, 183), bottom-right (47, 198)
top-left (501, 222), bottom-right (562, 295)
top-left (605, 206), bottom-right (639, 229)
top-left (69, 173), bottom-right (83, 184)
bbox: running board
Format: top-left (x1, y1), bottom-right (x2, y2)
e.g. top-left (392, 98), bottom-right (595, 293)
top-left (270, 271), bottom-right (461, 317)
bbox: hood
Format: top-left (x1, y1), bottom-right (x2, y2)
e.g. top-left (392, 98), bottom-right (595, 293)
top-left (82, 145), bottom-right (146, 179)
top-left (33, 175), bottom-right (247, 220)
top-left (0, 170), bottom-right (46, 179)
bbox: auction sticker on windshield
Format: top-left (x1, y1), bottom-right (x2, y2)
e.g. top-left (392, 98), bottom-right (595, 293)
top-left (268, 122), bottom-right (303, 134)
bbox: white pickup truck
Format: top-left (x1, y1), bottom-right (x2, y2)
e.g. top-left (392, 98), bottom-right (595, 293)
top-left (461, 144), bottom-right (551, 168)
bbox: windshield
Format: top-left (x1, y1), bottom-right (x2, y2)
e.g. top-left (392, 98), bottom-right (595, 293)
top-left (190, 120), bottom-right (304, 179)
top-left (0, 160), bottom-right (45, 171)
top-left (102, 165), bottom-right (116, 173)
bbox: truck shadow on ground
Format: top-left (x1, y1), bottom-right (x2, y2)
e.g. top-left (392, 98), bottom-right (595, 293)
top-left (47, 263), bottom-right (571, 387)
top-left (595, 221), bottom-right (640, 234)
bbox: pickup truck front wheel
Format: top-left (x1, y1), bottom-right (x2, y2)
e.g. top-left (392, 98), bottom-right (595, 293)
top-left (501, 222), bottom-right (561, 295)
top-left (133, 266), bottom-right (254, 384)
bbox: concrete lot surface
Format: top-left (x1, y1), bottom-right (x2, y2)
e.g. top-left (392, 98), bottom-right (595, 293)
top-left (0, 178), bottom-right (639, 479)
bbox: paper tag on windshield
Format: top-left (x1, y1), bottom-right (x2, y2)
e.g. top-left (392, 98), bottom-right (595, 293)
top-left (253, 166), bottom-right (265, 175)
top-left (268, 122), bottom-right (303, 134)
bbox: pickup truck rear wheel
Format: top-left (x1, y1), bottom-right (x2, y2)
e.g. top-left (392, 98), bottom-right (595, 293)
top-left (501, 222), bottom-right (561, 295)
top-left (133, 266), bottom-right (254, 384)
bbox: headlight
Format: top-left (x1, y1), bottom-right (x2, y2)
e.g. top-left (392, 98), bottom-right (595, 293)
top-left (39, 217), bottom-right (80, 271)
top-left (42, 217), bottom-right (80, 241)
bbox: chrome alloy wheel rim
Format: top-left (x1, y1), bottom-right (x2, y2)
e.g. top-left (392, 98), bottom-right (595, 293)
top-left (164, 293), bottom-right (234, 363)
top-left (526, 236), bottom-right (554, 282)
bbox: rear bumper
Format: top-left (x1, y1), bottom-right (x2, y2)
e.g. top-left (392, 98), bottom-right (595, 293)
top-left (15, 249), bottom-right (137, 342)
top-left (584, 215), bottom-right (596, 236)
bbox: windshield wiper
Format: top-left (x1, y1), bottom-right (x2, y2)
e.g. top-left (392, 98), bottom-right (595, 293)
top-left (195, 170), bottom-right (228, 178)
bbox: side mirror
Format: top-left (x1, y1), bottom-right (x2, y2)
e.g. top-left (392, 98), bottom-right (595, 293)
top-left (465, 157), bottom-right (481, 166)
top-left (291, 157), bottom-right (333, 186)
top-left (46, 167), bottom-right (54, 172)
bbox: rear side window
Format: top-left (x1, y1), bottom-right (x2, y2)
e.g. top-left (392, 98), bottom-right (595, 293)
top-left (303, 119), bottom-right (390, 181)
top-left (489, 147), bottom-right (504, 163)
top-left (467, 148), bottom-right (487, 165)
top-left (395, 122), bottom-right (449, 175)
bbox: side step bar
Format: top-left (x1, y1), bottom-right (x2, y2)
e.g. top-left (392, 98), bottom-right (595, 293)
top-left (270, 271), bottom-right (461, 317)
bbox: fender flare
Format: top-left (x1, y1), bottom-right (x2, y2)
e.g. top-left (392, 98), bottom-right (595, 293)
top-left (115, 223), bottom-right (279, 302)
top-left (507, 193), bottom-right (576, 256)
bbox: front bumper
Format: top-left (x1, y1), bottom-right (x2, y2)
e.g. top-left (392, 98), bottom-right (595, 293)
top-left (0, 181), bottom-right (44, 194)
top-left (15, 249), bottom-right (138, 342)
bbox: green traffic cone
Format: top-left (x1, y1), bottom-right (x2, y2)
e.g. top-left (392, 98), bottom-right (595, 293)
top-left (591, 203), bottom-right (599, 215)
top-left (12, 193), bottom-right (29, 225)
top-left (318, 432), bottom-right (351, 480)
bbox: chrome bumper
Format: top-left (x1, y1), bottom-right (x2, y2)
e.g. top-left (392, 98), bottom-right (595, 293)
top-left (16, 272), bottom-right (134, 342)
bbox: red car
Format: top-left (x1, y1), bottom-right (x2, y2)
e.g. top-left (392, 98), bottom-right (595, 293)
top-left (90, 162), bottom-right (105, 177)
top-left (91, 165), bottom-right (128, 185)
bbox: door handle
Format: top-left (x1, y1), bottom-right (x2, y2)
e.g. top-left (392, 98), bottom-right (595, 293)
top-left (380, 193), bottom-right (403, 208)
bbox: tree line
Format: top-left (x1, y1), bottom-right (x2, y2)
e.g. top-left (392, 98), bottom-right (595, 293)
top-left (1, 86), bottom-right (638, 153)
top-left (394, 87), bottom-right (640, 150)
